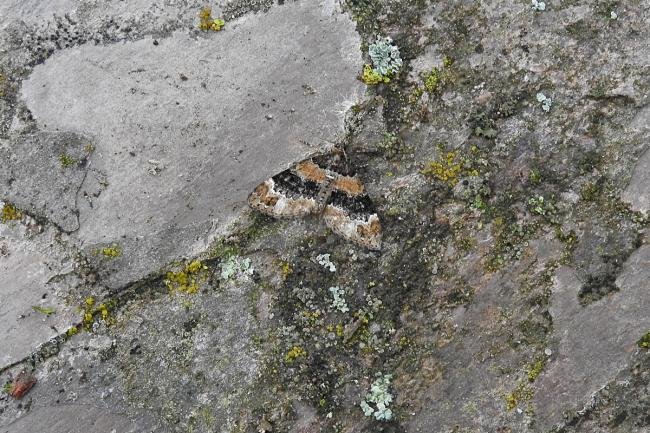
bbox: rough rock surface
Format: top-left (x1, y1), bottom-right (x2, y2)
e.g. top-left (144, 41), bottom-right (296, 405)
top-left (1, 0), bottom-right (649, 432)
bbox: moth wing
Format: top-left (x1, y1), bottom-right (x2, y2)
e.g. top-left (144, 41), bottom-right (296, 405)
top-left (248, 159), bottom-right (331, 218)
top-left (323, 180), bottom-right (382, 251)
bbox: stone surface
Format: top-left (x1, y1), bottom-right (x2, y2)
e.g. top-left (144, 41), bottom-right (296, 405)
top-left (2, 0), bottom-right (650, 432)
top-left (0, 221), bottom-right (77, 369)
top-left (0, 405), bottom-right (144, 433)
top-left (15, 0), bottom-right (363, 289)
top-left (534, 251), bottom-right (650, 430)
top-left (622, 145), bottom-right (650, 214)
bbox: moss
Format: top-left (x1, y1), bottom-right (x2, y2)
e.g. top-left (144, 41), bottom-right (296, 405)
top-left (526, 358), bottom-right (546, 382)
top-left (485, 220), bottom-right (539, 272)
top-left (285, 345), bottom-right (306, 363)
top-left (1, 202), bottom-right (22, 223)
top-left (198, 7), bottom-right (225, 31)
top-left (528, 169), bottom-right (542, 184)
top-left (58, 154), bottom-right (77, 168)
top-left (638, 331), bottom-right (650, 349)
top-left (66, 326), bottom-right (79, 337)
top-left (165, 260), bottom-right (209, 294)
top-left (361, 64), bottom-right (390, 85)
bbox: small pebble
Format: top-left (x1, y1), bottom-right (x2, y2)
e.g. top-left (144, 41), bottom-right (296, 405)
top-left (544, 348), bottom-right (553, 356)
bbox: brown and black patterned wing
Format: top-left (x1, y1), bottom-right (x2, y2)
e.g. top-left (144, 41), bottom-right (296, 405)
top-left (323, 174), bottom-right (382, 250)
top-left (248, 153), bottom-right (344, 218)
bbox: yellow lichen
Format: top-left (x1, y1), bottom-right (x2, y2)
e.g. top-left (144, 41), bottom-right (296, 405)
top-left (526, 358), bottom-right (546, 382)
top-left (504, 382), bottom-right (533, 411)
top-left (1, 203), bottom-right (22, 223)
top-left (361, 64), bottom-right (389, 85)
top-left (280, 261), bottom-right (293, 279)
top-left (285, 346), bottom-right (306, 363)
top-left (165, 260), bottom-right (208, 294)
top-left (199, 7), bottom-right (225, 31)
top-left (421, 151), bottom-right (463, 185)
top-left (100, 245), bottom-right (121, 258)
top-left (81, 297), bottom-right (114, 329)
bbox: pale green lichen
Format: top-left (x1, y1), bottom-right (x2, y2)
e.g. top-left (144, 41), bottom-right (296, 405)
top-left (536, 92), bottom-right (552, 111)
top-left (220, 256), bottom-right (253, 280)
top-left (360, 373), bottom-right (394, 421)
top-left (638, 331), bottom-right (650, 349)
top-left (329, 286), bottom-right (349, 313)
top-left (316, 253), bottom-right (336, 272)
top-left (368, 36), bottom-right (402, 76)
top-left (361, 36), bottom-right (402, 85)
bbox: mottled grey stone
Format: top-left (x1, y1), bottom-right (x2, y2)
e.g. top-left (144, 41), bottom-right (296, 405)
top-left (622, 145), bottom-right (650, 214)
top-left (0, 405), bottom-right (145, 433)
top-left (0, 223), bottom-right (76, 369)
top-left (534, 247), bottom-right (650, 430)
top-left (17, 0), bottom-right (363, 289)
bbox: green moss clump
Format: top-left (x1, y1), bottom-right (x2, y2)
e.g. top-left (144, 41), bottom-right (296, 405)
top-left (199, 7), bottom-right (225, 31)
top-left (1, 202), bottom-right (22, 223)
top-left (638, 331), bottom-right (650, 349)
top-left (59, 154), bottom-right (77, 168)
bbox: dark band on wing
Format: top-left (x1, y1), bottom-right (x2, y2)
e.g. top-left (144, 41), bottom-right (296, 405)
top-left (328, 191), bottom-right (376, 221)
top-left (272, 170), bottom-right (321, 199)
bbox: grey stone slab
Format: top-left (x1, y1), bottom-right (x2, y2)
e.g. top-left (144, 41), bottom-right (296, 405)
top-left (0, 404), bottom-right (145, 433)
top-left (533, 248), bottom-right (650, 430)
top-left (0, 223), bottom-right (77, 369)
top-left (17, 0), bottom-right (364, 289)
top-left (0, 131), bottom-right (91, 232)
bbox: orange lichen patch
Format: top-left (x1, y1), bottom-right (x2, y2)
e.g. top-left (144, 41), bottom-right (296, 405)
top-left (332, 176), bottom-right (364, 195)
top-left (296, 160), bottom-right (328, 183)
top-left (250, 182), bottom-right (278, 207)
top-left (8, 371), bottom-right (36, 399)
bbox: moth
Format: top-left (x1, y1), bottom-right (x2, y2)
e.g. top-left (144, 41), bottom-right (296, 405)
top-left (248, 147), bottom-right (381, 250)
